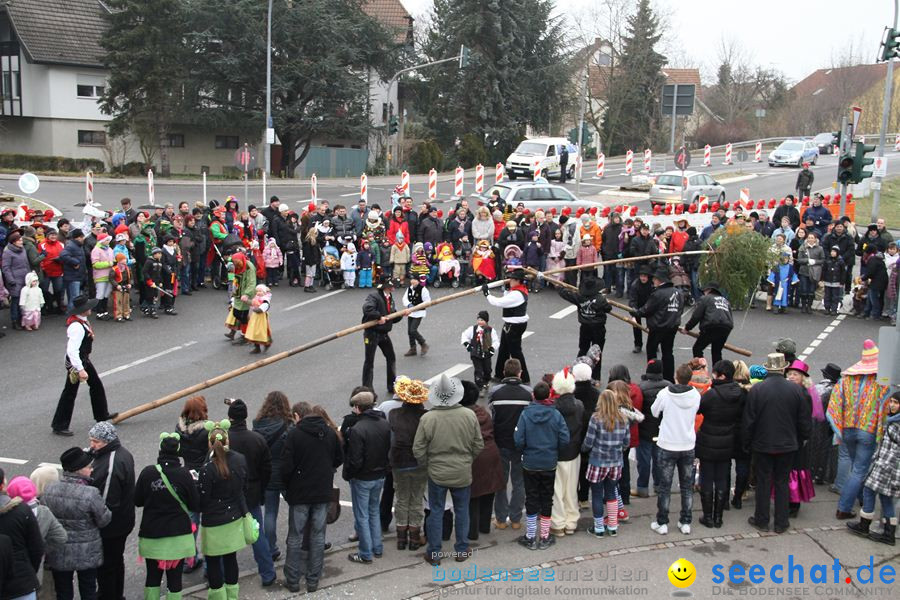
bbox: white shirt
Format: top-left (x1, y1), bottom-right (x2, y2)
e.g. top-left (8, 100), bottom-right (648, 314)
top-left (66, 316), bottom-right (91, 371)
top-left (487, 289), bottom-right (529, 323)
top-left (460, 324), bottom-right (500, 349)
top-left (403, 285), bottom-right (431, 319)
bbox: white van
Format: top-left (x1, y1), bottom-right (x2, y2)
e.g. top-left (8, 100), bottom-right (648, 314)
top-left (505, 137), bottom-right (579, 181)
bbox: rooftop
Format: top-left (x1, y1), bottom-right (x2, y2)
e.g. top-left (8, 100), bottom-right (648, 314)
top-left (2, 0), bottom-right (108, 68)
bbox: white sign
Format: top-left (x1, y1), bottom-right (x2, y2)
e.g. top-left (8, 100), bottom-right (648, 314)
top-left (265, 128), bottom-right (275, 144)
top-left (18, 172), bottom-right (39, 195)
top-left (873, 155), bottom-right (887, 178)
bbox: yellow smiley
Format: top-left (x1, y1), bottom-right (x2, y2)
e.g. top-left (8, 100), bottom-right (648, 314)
top-left (668, 558), bottom-right (696, 588)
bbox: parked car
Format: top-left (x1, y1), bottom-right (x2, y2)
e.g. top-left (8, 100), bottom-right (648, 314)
top-left (768, 139), bottom-right (819, 167)
top-left (813, 132), bottom-right (837, 155)
top-left (505, 138), bottom-right (579, 182)
top-left (474, 181), bottom-right (599, 213)
top-left (648, 170), bottom-right (726, 209)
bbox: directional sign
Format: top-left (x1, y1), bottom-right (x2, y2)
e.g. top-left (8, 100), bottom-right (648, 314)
top-left (674, 147), bottom-right (691, 170)
top-left (737, 150), bottom-right (749, 163)
top-left (872, 155), bottom-right (887, 178)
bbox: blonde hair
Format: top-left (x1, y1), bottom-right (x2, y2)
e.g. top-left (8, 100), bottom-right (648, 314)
top-left (594, 389), bottom-right (626, 431)
top-left (733, 361), bottom-right (752, 391)
top-left (607, 380), bottom-right (633, 410)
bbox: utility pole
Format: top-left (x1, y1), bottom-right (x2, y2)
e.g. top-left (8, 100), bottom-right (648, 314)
top-left (871, 0), bottom-right (899, 221)
top-left (838, 115), bottom-right (850, 218)
top-left (263, 0), bottom-right (273, 188)
top-left (575, 62), bottom-right (588, 197)
top-left (668, 83), bottom-right (678, 154)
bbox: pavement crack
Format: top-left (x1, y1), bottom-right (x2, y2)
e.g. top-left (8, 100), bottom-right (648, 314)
top-left (802, 531), bottom-right (863, 594)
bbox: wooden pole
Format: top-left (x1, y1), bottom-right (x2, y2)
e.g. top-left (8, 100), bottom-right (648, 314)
top-left (525, 268), bottom-right (752, 358)
top-left (112, 279), bottom-right (510, 424)
top-left (539, 250), bottom-right (711, 277)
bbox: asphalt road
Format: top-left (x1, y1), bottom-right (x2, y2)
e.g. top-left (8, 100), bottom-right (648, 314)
top-left (0, 266), bottom-right (893, 596)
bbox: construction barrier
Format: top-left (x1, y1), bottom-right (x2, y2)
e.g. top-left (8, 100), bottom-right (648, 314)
top-left (643, 149), bottom-right (652, 172)
top-left (455, 166), bottom-right (464, 197)
top-left (85, 170), bottom-right (94, 205)
top-left (428, 169), bottom-right (437, 200)
top-left (475, 164), bottom-right (484, 194)
top-left (754, 142), bottom-right (762, 162)
top-left (147, 169), bottom-right (155, 206)
top-left (723, 143), bottom-right (733, 165)
top-left (495, 163), bottom-right (504, 184)
top-left (625, 150), bottom-right (633, 175)
top-left (703, 145), bottom-right (711, 167)
top-left (360, 173), bottom-right (368, 202)
top-left (400, 170), bottom-right (410, 195)
top-left (895, 134), bottom-right (900, 151)
top-left (310, 174), bottom-right (317, 202)
top-left (596, 153), bottom-right (605, 178)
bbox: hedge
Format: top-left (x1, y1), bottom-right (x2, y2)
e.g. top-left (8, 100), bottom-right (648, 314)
top-left (0, 153), bottom-right (105, 173)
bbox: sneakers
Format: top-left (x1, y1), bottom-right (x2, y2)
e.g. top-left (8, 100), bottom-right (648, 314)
top-left (517, 535), bottom-right (539, 550)
top-left (403, 348), bottom-right (417, 357)
top-left (650, 521), bottom-right (668, 535)
top-left (607, 527), bottom-right (618, 537)
top-left (618, 508), bottom-right (629, 522)
top-left (678, 523), bottom-right (691, 535)
top-left (586, 526), bottom-right (605, 538)
top-left (538, 536), bottom-right (556, 550)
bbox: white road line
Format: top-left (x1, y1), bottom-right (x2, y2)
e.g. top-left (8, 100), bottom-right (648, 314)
top-left (99, 341), bottom-right (198, 378)
top-left (797, 314), bottom-right (846, 362)
top-left (824, 326), bottom-right (835, 333)
top-left (424, 363), bottom-right (472, 385)
top-left (816, 332), bottom-right (828, 340)
top-left (0, 457), bottom-right (28, 465)
top-left (810, 339), bottom-right (821, 347)
top-left (522, 330), bottom-right (535, 339)
top-left (339, 192), bottom-right (359, 197)
top-left (38, 463), bottom-right (62, 470)
top-left (283, 289), bottom-right (345, 311)
top-left (549, 305), bottom-right (578, 320)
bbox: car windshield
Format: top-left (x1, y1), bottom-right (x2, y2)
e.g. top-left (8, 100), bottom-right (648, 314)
top-left (514, 142), bottom-right (547, 155)
top-left (813, 134), bottom-right (832, 143)
top-left (655, 175), bottom-right (681, 186)
top-left (778, 141), bottom-right (803, 152)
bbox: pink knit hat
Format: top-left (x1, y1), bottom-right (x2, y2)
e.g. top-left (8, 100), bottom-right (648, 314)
top-left (6, 476), bottom-right (37, 503)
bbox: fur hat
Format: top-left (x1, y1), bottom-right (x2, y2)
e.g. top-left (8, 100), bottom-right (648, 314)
top-left (227, 399), bottom-right (248, 421)
top-left (60, 447), bottom-right (92, 473)
top-left (552, 368), bottom-right (576, 395)
top-left (460, 380), bottom-right (480, 407)
top-left (89, 421), bottom-right (118, 443)
top-left (572, 363), bottom-right (592, 382)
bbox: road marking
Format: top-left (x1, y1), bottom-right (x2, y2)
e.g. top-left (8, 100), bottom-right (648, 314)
top-left (99, 341), bottom-right (198, 378)
top-left (339, 500), bottom-right (354, 507)
top-left (339, 192), bottom-right (358, 197)
top-left (424, 363), bottom-right (472, 385)
top-left (797, 316), bottom-right (845, 362)
top-left (283, 289), bottom-right (345, 311)
top-left (824, 326), bottom-right (834, 333)
top-left (549, 305), bottom-right (578, 320)
top-left (38, 463), bottom-right (62, 470)
top-left (0, 457), bottom-right (28, 465)
top-left (522, 330), bottom-right (535, 339)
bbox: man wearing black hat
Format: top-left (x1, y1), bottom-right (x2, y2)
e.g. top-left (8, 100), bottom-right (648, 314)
top-left (556, 275), bottom-right (612, 380)
top-left (628, 265), bottom-right (654, 354)
top-left (683, 281), bottom-right (733, 365)
top-left (632, 267), bottom-right (683, 383)
top-left (362, 275), bottom-right (404, 394)
top-left (484, 270), bottom-right (531, 384)
top-left (51, 295), bottom-right (116, 436)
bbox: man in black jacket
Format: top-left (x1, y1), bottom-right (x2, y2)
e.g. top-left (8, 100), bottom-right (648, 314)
top-left (822, 220), bottom-right (857, 293)
top-left (742, 353), bottom-right (811, 534)
top-left (628, 265), bottom-right (654, 354)
top-left (417, 206), bottom-right (444, 249)
top-left (0, 468), bottom-right (43, 600)
top-left (683, 281), bottom-right (733, 365)
top-left (795, 163), bottom-right (814, 200)
top-left (636, 360), bottom-right (669, 498)
top-left (87, 422), bottom-right (134, 600)
top-left (361, 275), bottom-right (404, 395)
top-left (343, 394), bottom-right (391, 564)
top-left (282, 402), bottom-right (343, 594)
top-left (772, 196), bottom-right (801, 231)
top-left (633, 268), bottom-right (684, 382)
top-left (488, 359), bottom-right (532, 529)
top-left (226, 400), bottom-right (275, 585)
top-left (556, 276), bottom-right (612, 380)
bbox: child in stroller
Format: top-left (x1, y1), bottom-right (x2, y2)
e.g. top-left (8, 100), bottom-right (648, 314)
top-left (669, 257), bottom-right (693, 306)
top-left (321, 242), bottom-right (343, 289)
top-left (434, 241), bottom-right (461, 288)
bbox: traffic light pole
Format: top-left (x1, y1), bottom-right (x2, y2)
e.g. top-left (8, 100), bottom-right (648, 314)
top-left (838, 116), bottom-right (850, 218)
top-left (870, 0), bottom-right (899, 222)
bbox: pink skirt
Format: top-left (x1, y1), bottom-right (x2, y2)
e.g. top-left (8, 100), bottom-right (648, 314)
top-left (21, 309), bottom-right (41, 328)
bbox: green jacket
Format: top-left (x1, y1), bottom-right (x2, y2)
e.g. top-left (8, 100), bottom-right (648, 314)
top-left (232, 263), bottom-right (257, 311)
top-left (412, 404), bottom-right (483, 488)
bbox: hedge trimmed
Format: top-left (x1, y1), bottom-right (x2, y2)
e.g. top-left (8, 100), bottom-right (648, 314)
top-left (0, 153), bottom-right (105, 173)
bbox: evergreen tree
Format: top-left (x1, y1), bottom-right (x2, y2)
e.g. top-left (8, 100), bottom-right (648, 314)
top-left (599, 0), bottom-right (665, 155)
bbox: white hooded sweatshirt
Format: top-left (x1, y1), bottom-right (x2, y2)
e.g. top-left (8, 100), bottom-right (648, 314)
top-left (651, 383), bottom-right (701, 452)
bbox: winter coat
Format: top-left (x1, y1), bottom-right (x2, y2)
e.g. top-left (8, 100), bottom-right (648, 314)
top-left (198, 450), bottom-right (248, 527)
top-left (574, 381), bottom-right (600, 443)
top-left (742, 374), bottom-right (812, 454)
top-left (302, 239), bottom-right (321, 267)
top-left (419, 216), bottom-right (445, 248)
top-left (773, 205), bottom-right (801, 231)
top-left (684, 292), bottom-right (733, 332)
top-left (627, 233), bottom-right (658, 259)
top-left (795, 168), bottom-right (814, 191)
top-left (134, 457), bottom-right (201, 540)
top-left (89, 440), bottom-right (135, 539)
top-left (1, 244), bottom-right (28, 296)
top-left (578, 221), bottom-right (602, 251)
top-left (471, 216), bottom-right (494, 245)
top-left (343, 409), bottom-right (391, 481)
top-left (628, 276), bottom-right (653, 309)
top-left (281, 415), bottom-right (343, 506)
top-left (555, 394), bottom-right (585, 462)
top-left (682, 235), bottom-right (703, 271)
top-left (332, 215), bottom-right (356, 244)
top-left (514, 402), bottom-right (570, 471)
top-left (386, 218), bottom-right (410, 246)
top-left (822, 230), bottom-right (856, 267)
top-left (601, 220), bottom-right (622, 259)
top-left (263, 242), bottom-right (283, 268)
top-left (252, 417), bottom-right (291, 492)
top-left (227, 421), bottom-right (272, 508)
top-left (176, 418), bottom-right (210, 471)
top-left (803, 204), bottom-right (832, 238)
top-left (696, 380), bottom-right (746, 461)
top-left (389, 403), bottom-right (427, 470)
top-left (390, 243), bottom-right (410, 265)
top-left (581, 414), bottom-right (629, 468)
top-left (523, 241), bottom-right (542, 268)
top-left (0, 494), bottom-right (42, 600)
top-left (559, 288), bottom-right (611, 326)
top-left (822, 256), bottom-right (846, 286)
top-left (488, 377), bottom-right (533, 451)
top-left (39, 239), bottom-right (64, 278)
top-left (413, 404), bottom-right (484, 488)
top-left (361, 289), bottom-right (401, 334)
top-left (467, 405), bottom-right (504, 498)
top-left (796, 242), bottom-right (826, 282)
top-left (865, 416), bottom-right (900, 498)
top-left (651, 384), bottom-right (701, 452)
top-left (30, 503), bottom-right (66, 554)
top-left (864, 254), bottom-right (888, 292)
top-left (638, 374), bottom-right (670, 442)
top-left (635, 282), bottom-right (683, 331)
top-left (19, 273), bottom-right (44, 312)
top-left (41, 475), bottom-right (110, 573)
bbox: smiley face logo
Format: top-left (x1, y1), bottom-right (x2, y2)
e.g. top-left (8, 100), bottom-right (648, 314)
top-left (668, 558), bottom-right (696, 588)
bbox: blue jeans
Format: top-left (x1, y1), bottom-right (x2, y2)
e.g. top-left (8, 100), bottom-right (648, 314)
top-left (636, 439), bottom-right (660, 494)
top-left (248, 505), bottom-right (276, 582)
top-left (66, 280), bottom-right (82, 310)
top-left (426, 479), bottom-right (470, 558)
top-left (590, 478), bottom-right (618, 518)
top-left (264, 489), bottom-right (282, 555)
top-left (864, 288), bottom-right (883, 318)
top-left (835, 443), bottom-right (851, 491)
top-left (494, 446), bottom-right (525, 524)
top-left (350, 478), bottom-right (385, 560)
top-left (192, 261), bottom-right (205, 287)
top-left (9, 295), bottom-right (20, 326)
top-left (284, 502), bottom-right (328, 588)
top-left (839, 429), bottom-right (877, 513)
top-left (690, 268), bottom-right (700, 299)
top-left (655, 448), bottom-right (695, 526)
top-left (862, 486), bottom-right (896, 518)
top-left (180, 263), bottom-right (191, 291)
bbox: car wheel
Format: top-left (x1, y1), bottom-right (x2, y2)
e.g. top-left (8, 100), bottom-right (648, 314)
top-left (508, 173), bottom-right (517, 180)
top-left (812, 155), bottom-right (818, 165)
top-left (718, 193), bottom-right (725, 204)
top-left (569, 166), bottom-right (576, 179)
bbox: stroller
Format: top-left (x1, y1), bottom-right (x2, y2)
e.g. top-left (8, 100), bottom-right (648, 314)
top-left (321, 243), bottom-right (343, 290)
top-left (669, 257), bottom-right (693, 306)
top-left (433, 241), bottom-right (461, 288)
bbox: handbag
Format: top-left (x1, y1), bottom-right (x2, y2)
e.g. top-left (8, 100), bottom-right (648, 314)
top-left (242, 513), bottom-right (260, 545)
top-left (326, 487), bottom-right (340, 525)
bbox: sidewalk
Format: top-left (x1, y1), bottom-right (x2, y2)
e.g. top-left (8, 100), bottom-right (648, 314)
top-left (180, 489), bottom-right (898, 599)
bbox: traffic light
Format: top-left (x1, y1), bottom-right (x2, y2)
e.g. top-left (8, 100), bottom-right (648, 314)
top-left (388, 116), bottom-right (398, 135)
top-left (832, 130), bottom-right (842, 150)
top-left (882, 28), bottom-right (900, 61)
top-left (851, 142), bottom-right (876, 183)
top-left (837, 152), bottom-right (854, 184)
top-left (459, 45), bottom-right (470, 69)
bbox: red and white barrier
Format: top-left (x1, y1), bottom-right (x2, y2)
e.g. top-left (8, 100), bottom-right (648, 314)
top-left (310, 174), bottom-right (317, 202)
top-left (596, 153), bottom-right (605, 178)
top-left (85, 170), bottom-right (94, 205)
top-left (400, 170), bottom-right (410, 195)
top-left (703, 145), bottom-right (711, 167)
top-left (754, 142), bottom-right (762, 162)
top-left (739, 188), bottom-right (750, 207)
top-left (454, 166), bottom-right (464, 197)
top-left (698, 195), bottom-right (708, 212)
top-left (625, 150), bottom-right (633, 175)
top-left (895, 134), bottom-right (900, 152)
top-left (147, 169), bottom-right (155, 206)
top-left (643, 149), bottom-right (652, 172)
top-left (723, 143), bottom-right (733, 165)
top-left (428, 169), bottom-right (437, 200)
top-left (532, 159), bottom-right (543, 180)
top-left (475, 163), bottom-right (484, 194)
top-left (360, 173), bottom-right (368, 202)
top-left (495, 163), bottom-right (504, 184)
top-left (834, 144), bottom-right (839, 154)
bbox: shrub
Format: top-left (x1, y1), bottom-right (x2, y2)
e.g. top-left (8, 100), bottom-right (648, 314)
top-left (699, 224), bottom-right (777, 310)
top-left (112, 161), bottom-right (147, 176)
top-left (0, 153), bottom-right (105, 173)
top-left (410, 140), bottom-right (443, 174)
top-left (457, 134), bottom-right (488, 169)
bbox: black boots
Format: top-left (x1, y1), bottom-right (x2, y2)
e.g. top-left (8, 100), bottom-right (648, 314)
top-left (847, 512), bottom-right (873, 537)
top-left (699, 491), bottom-right (714, 528)
top-left (407, 527), bottom-right (423, 551)
top-left (732, 473), bottom-right (749, 509)
top-left (713, 491), bottom-right (727, 528)
top-left (868, 518), bottom-right (897, 546)
top-left (396, 526), bottom-right (408, 550)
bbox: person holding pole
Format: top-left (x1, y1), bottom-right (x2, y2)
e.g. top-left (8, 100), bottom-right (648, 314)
top-left (361, 275), bottom-right (403, 395)
top-left (683, 281), bottom-right (733, 365)
top-left (552, 275), bottom-right (611, 381)
top-left (484, 270), bottom-right (530, 384)
top-left (631, 268), bottom-right (683, 383)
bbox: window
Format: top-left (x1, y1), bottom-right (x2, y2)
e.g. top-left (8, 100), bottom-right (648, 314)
top-left (165, 134), bottom-right (184, 148)
top-left (381, 102), bottom-right (388, 123)
top-left (549, 187), bottom-right (576, 201)
top-left (78, 130), bottom-right (106, 146)
top-left (77, 84), bottom-right (104, 98)
top-left (215, 135), bottom-right (239, 149)
top-left (689, 176), bottom-right (702, 186)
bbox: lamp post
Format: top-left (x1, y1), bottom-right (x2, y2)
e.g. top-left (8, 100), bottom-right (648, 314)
top-left (263, 0), bottom-right (273, 186)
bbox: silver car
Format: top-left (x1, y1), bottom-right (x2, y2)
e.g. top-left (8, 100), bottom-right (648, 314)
top-left (474, 182), bottom-right (600, 212)
top-left (649, 170), bottom-right (726, 208)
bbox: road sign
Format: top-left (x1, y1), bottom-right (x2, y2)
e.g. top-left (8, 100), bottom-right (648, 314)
top-left (674, 147), bottom-right (691, 170)
top-left (737, 150), bottom-right (749, 163)
top-left (18, 172), bottom-right (39, 195)
top-left (234, 145), bottom-right (257, 171)
top-left (662, 84), bottom-right (695, 116)
top-left (851, 106), bottom-right (862, 137)
top-left (873, 155), bottom-right (887, 178)
top-left (265, 128), bottom-right (275, 144)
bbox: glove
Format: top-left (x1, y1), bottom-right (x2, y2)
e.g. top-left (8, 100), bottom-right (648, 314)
top-left (463, 342), bottom-right (470, 350)
top-left (808, 259), bottom-right (815, 265)
top-left (481, 283), bottom-right (490, 297)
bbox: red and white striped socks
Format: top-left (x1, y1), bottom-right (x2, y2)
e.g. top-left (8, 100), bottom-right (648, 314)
top-left (606, 501), bottom-right (619, 530)
top-left (539, 516), bottom-right (551, 539)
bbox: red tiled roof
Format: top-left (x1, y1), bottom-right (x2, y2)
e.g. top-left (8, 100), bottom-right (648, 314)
top-left (362, 0), bottom-right (413, 44)
top-left (792, 64), bottom-right (887, 99)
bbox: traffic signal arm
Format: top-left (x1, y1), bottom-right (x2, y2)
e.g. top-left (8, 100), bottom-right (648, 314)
top-left (852, 143), bottom-right (876, 183)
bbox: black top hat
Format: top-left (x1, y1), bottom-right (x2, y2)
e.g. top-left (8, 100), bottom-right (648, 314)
top-left (60, 447), bottom-right (92, 472)
top-left (701, 281), bottom-right (723, 294)
top-left (376, 274), bottom-right (395, 289)
top-left (67, 294), bottom-right (99, 317)
top-left (652, 267), bottom-right (671, 283)
top-left (821, 363), bottom-right (842, 383)
top-left (638, 264), bottom-right (654, 276)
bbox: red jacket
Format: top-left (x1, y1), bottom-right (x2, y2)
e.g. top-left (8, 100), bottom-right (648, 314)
top-left (628, 383), bottom-right (643, 448)
top-left (39, 239), bottom-right (64, 277)
top-left (386, 218), bottom-right (409, 246)
top-left (670, 230), bottom-right (688, 253)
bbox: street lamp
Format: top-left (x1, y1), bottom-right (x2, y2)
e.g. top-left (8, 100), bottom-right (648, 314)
top-left (263, 0), bottom-right (273, 183)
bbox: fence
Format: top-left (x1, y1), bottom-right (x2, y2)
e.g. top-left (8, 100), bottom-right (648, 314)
top-left (294, 147), bottom-right (368, 178)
